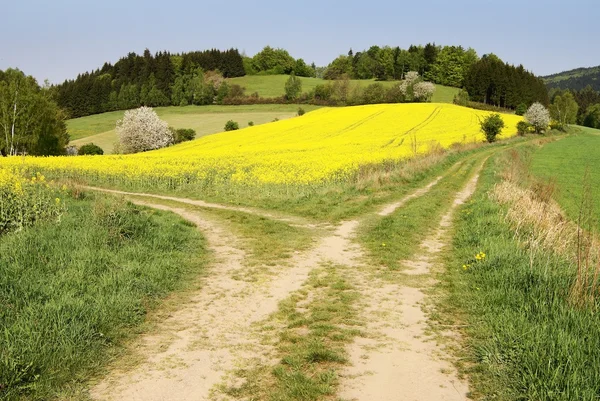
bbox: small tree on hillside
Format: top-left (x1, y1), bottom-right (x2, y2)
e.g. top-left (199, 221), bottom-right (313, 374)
top-left (284, 73), bottom-right (302, 101)
top-left (116, 106), bottom-right (173, 153)
top-left (78, 143), bottom-right (104, 155)
top-left (550, 92), bottom-right (578, 130)
top-left (480, 113), bottom-right (505, 143)
top-left (583, 104), bottom-right (600, 129)
top-left (413, 82), bottom-right (436, 102)
top-left (525, 102), bottom-right (550, 133)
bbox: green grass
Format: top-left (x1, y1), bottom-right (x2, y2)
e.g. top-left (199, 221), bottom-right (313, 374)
top-left (436, 148), bottom-right (600, 400)
top-left (126, 195), bottom-right (316, 270)
top-left (0, 192), bottom-right (208, 400)
top-left (530, 126), bottom-right (600, 231)
top-left (225, 265), bottom-right (361, 401)
top-left (359, 156), bottom-right (482, 270)
top-left (68, 104), bottom-right (322, 153)
top-left (227, 74), bottom-right (459, 103)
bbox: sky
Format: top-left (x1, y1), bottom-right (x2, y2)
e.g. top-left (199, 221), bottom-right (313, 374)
top-left (1, 0), bottom-right (598, 84)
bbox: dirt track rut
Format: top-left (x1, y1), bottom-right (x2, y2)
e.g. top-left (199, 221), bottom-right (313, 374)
top-left (88, 160), bottom-right (482, 401)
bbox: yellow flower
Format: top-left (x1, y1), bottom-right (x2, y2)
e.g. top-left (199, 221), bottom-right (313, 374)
top-left (55, 197), bottom-right (61, 205)
top-left (0, 104), bottom-right (523, 189)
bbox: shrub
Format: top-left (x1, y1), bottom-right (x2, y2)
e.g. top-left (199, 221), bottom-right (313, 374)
top-left (297, 107), bottom-right (306, 116)
top-left (228, 84), bottom-right (245, 98)
top-left (515, 103), bottom-right (527, 116)
top-left (224, 120), bottom-right (239, 131)
top-left (583, 104), bottom-right (600, 129)
top-left (248, 121), bottom-right (254, 126)
top-left (362, 83), bottom-right (386, 104)
top-left (78, 143), bottom-right (104, 155)
top-left (516, 121), bottom-right (531, 136)
top-left (172, 128), bottom-right (196, 144)
top-left (313, 84), bottom-right (333, 101)
top-left (384, 85), bottom-right (405, 103)
top-left (453, 89), bottom-right (470, 106)
top-left (216, 82), bottom-right (230, 104)
top-left (65, 145), bottom-right (78, 156)
top-left (284, 73), bottom-right (302, 101)
top-left (480, 113), bottom-right (505, 143)
top-left (272, 118), bottom-right (280, 122)
top-left (413, 82), bottom-right (436, 102)
top-left (525, 102), bottom-right (550, 133)
top-left (116, 106), bottom-right (173, 153)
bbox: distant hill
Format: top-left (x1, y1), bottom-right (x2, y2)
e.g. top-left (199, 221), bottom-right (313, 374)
top-left (543, 65), bottom-right (600, 91)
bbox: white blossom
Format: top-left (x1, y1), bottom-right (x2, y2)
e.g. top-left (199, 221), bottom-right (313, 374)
top-left (524, 102), bottom-right (550, 133)
top-left (116, 106), bottom-right (173, 154)
top-left (404, 71), bottom-right (420, 84)
top-left (413, 82), bottom-right (436, 102)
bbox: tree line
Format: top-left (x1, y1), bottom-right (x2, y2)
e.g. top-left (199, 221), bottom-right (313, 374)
top-left (325, 45), bottom-right (548, 110)
top-left (54, 44), bottom-right (549, 119)
top-left (54, 48), bottom-right (245, 118)
top-left (548, 86), bottom-right (600, 129)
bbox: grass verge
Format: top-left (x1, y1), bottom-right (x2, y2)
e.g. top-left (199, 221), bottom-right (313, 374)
top-left (435, 147), bottom-right (600, 400)
top-left (0, 192), bottom-right (208, 400)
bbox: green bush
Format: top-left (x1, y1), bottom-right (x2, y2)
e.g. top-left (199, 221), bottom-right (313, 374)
top-left (453, 89), bottom-right (470, 106)
top-left (297, 107), bottom-right (305, 116)
top-left (172, 128), bottom-right (196, 144)
top-left (480, 113), bottom-right (505, 143)
top-left (248, 121), bottom-right (254, 127)
top-left (224, 120), bottom-right (239, 131)
top-left (515, 103), bottom-right (527, 116)
top-left (284, 73), bottom-right (302, 101)
top-left (77, 143), bottom-right (104, 155)
top-left (516, 121), bottom-right (531, 136)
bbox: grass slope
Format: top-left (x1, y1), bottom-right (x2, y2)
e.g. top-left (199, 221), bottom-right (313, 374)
top-left (0, 193), bottom-right (207, 400)
top-left (227, 74), bottom-right (459, 103)
top-left (69, 104), bottom-right (321, 153)
top-left (530, 126), bottom-right (600, 231)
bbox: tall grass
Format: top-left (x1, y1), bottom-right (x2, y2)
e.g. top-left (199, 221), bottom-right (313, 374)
top-left (437, 148), bottom-right (600, 400)
top-left (0, 192), bottom-right (207, 400)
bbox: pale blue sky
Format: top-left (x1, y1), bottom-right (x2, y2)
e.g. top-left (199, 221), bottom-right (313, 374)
top-left (1, 0), bottom-right (598, 84)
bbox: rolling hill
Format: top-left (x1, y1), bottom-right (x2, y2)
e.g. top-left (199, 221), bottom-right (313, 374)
top-left (543, 65), bottom-right (600, 91)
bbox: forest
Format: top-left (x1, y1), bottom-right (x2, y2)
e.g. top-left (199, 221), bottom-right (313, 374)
top-left (53, 44), bottom-right (550, 119)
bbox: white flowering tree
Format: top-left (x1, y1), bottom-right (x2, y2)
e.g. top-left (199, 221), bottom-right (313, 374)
top-left (413, 82), bottom-right (436, 102)
top-left (116, 107), bottom-right (173, 153)
top-left (398, 71), bottom-right (436, 103)
top-left (525, 102), bottom-right (550, 133)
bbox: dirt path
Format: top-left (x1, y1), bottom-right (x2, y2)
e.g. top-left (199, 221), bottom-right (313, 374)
top-left (83, 186), bottom-right (319, 228)
top-left (89, 162), bottom-right (478, 401)
top-left (90, 200), bottom-right (362, 401)
top-left (338, 163), bottom-right (486, 401)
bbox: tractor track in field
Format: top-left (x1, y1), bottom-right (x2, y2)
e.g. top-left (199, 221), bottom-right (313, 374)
top-left (87, 156), bottom-right (483, 401)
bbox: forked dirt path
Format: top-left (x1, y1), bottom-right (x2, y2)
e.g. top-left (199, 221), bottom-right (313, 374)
top-left (83, 186), bottom-right (319, 228)
top-left (89, 158), bottom-right (481, 401)
top-left (90, 201), bottom-right (361, 401)
top-left (339, 162), bottom-right (486, 401)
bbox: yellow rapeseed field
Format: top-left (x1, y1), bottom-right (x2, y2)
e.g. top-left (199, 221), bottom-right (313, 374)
top-left (0, 103), bottom-right (521, 189)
